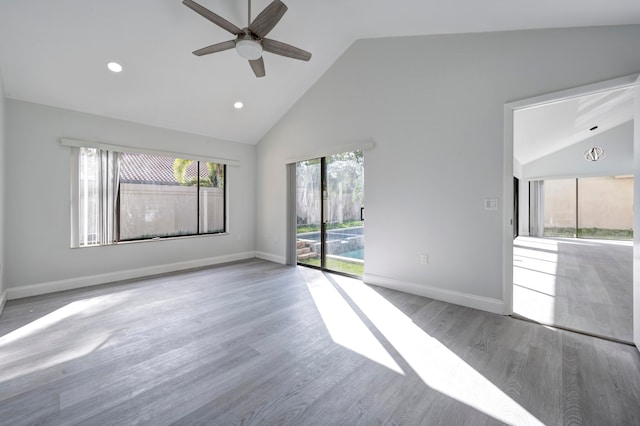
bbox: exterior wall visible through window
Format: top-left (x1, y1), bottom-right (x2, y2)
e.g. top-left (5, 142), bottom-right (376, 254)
top-left (530, 176), bottom-right (633, 240)
top-left (73, 148), bottom-right (226, 247)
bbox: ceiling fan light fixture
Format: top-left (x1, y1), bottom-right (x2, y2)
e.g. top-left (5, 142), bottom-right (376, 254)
top-left (183, 0), bottom-right (312, 77)
top-left (236, 39), bottom-right (263, 60)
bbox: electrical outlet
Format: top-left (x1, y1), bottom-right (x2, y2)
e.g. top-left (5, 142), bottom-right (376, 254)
top-left (420, 254), bottom-right (429, 265)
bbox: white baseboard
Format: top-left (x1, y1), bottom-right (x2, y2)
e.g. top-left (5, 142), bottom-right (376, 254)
top-left (7, 251), bottom-right (256, 300)
top-left (363, 273), bottom-right (504, 315)
top-left (0, 290), bottom-right (7, 315)
top-left (255, 251), bottom-right (286, 264)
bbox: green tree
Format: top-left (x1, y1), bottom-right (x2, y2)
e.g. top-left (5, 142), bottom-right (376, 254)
top-left (173, 158), bottom-right (192, 184)
top-left (172, 159), bottom-right (224, 188)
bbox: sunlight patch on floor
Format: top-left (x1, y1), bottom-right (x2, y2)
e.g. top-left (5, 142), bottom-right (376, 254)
top-left (0, 332), bottom-right (112, 388)
top-left (513, 285), bottom-right (556, 323)
top-left (0, 293), bottom-right (129, 347)
top-left (514, 267), bottom-right (558, 296)
top-left (330, 275), bottom-right (545, 426)
top-left (514, 238), bottom-right (559, 252)
top-left (334, 277), bottom-right (542, 425)
top-left (513, 237), bottom-right (559, 324)
top-left (302, 269), bottom-right (404, 375)
top-left (0, 292), bottom-right (131, 386)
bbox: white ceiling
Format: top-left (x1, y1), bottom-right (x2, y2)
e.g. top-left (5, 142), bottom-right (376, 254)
top-left (1, 0), bottom-right (640, 144)
top-left (514, 87), bottom-right (635, 165)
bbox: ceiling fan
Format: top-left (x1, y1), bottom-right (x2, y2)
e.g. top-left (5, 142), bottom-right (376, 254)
top-left (183, 0), bottom-right (312, 78)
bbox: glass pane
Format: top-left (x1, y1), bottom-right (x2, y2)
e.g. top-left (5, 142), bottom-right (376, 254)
top-left (79, 148), bottom-right (101, 246)
top-left (578, 176), bottom-right (633, 240)
top-left (325, 151), bottom-right (365, 276)
top-left (119, 154), bottom-right (197, 240)
top-left (296, 159), bottom-right (321, 267)
top-left (199, 162), bottom-right (225, 234)
top-left (543, 178), bottom-right (576, 237)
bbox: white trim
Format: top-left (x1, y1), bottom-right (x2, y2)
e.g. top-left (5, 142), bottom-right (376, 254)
top-left (70, 147), bottom-right (80, 248)
top-left (285, 138), bottom-right (375, 164)
top-left (255, 251), bottom-right (286, 264)
top-left (503, 102), bottom-right (515, 315)
top-left (634, 76), bottom-right (640, 348)
top-left (503, 72), bottom-right (640, 320)
top-left (363, 273), bottom-right (504, 315)
top-left (506, 73), bottom-right (640, 111)
top-left (6, 252), bottom-right (255, 300)
top-left (60, 138), bottom-right (240, 167)
top-left (0, 290), bottom-right (7, 315)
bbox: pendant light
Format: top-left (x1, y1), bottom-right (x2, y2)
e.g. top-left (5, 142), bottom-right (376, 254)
top-left (584, 126), bottom-right (605, 162)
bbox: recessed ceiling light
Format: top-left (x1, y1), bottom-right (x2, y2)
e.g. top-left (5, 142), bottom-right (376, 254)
top-left (234, 101), bottom-right (244, 109)
top-left (107, 62), bottom-right (123, 73)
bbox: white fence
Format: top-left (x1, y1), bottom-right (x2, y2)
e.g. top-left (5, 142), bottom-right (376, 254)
top-left (119, 184), bottom-right (224, 239)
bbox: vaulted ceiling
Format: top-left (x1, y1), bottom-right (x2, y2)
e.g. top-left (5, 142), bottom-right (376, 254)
top-left (515, 87), bottom-right (636, 165)
top-left (1, 0), bottom-right (639, 144)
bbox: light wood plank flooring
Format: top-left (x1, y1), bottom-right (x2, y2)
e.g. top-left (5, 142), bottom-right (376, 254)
top-left (513, 236), bottom-right (633, 342)
top-left (1, 259), bottom-right (639, 425)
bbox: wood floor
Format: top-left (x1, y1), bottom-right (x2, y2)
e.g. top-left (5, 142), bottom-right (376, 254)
top-left (1, 259), bottom-right (639, 425)
top-left (513, 236), bottom-right (633, 342)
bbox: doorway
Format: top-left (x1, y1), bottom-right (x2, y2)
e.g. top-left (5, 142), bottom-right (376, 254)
top-left (504, 74), bottom-right (639, 345)
top-left (295, 151), bottom-right (365, 277)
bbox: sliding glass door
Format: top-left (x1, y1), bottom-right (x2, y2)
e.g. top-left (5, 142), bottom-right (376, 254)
top-left (296, 151), bottom-right (364, 276)
top-left (324, 152), bottom-right (365, 275)
top-left (295, 159), bottom-right (322, 267)
top-left (531, 176), bottom-right (633, 240)
top-left (578, 176), bottom-right (633, 239)
top-left (543, 178), bottom-right (577, 237)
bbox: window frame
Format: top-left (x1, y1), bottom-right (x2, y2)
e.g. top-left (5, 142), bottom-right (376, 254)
top-left (67, 141), bottom-right (232, 248)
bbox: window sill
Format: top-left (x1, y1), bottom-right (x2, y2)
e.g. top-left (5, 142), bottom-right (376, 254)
top-left (71, 232), bottom-right (230, 249)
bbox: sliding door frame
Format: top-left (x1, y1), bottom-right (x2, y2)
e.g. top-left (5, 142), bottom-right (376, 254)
top-left (287, 145), bottom-right (372, 277)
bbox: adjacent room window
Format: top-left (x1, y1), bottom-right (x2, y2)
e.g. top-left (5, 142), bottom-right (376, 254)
top-left (529, 176), bottom-right (633, 240)
top-left (73, 147), bottom-right (226, 247)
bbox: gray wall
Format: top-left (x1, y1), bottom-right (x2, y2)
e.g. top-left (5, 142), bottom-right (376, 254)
top-left (0, 70), bottom-right (5, 309)
top-left (5, 100), bottom-right (256, 295)
top-left (523, 121), bottom-right (634, 179)
top-left (256, 25), bottom-right (640, 312)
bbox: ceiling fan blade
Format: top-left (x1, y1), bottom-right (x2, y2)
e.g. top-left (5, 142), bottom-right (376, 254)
top-left (262, 38), bottom-right (311, 61)
top-left (248, 0), bottom-right (287, 38)
top-left (193, 40), bottom-right (236, 56)
top-left (249, 58), bottom-right (266, 78)
top-left (183, 0), bottom-right (242, 35)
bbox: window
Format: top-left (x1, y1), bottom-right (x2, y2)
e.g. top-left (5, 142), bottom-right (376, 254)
top-left (529, 176), bottom-right (633, 240)
top-left (73, 147), bottom-right (226, 247)
top-left (542, 178), bottom-right (577, 238)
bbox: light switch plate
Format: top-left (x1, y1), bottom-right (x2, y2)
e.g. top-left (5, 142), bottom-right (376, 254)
top-left (484, 198), bottom-right (498, 211)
